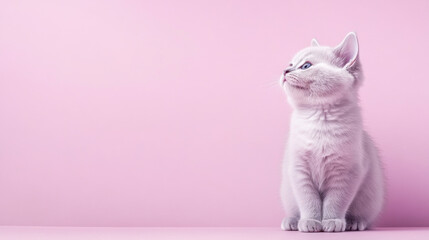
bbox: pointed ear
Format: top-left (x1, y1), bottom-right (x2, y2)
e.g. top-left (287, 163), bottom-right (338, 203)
top-left (311, 38), bottom-right (319, 47)
top-left (334, 32), bottom-right (359, 68)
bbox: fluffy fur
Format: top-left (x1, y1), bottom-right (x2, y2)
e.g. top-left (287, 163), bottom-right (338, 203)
top-left (279, 33), bottom-right (384, 232)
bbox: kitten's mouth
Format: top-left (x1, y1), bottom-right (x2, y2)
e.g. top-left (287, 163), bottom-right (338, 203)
top-left (283, 76), bottom-right (308, 90)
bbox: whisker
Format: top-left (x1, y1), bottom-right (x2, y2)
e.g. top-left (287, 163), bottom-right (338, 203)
top-left (259, 78), bottom-right (283, 89)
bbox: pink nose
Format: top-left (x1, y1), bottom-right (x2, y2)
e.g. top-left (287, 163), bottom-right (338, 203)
top-left (283, 68), bottom-right (293, 75)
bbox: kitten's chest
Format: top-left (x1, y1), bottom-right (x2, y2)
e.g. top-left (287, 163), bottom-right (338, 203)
top-left (290, 119), bottom-right (357, 187)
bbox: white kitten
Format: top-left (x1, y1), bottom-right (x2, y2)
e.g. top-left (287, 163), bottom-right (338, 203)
top-left (280, 32), bottom-right (384, 232)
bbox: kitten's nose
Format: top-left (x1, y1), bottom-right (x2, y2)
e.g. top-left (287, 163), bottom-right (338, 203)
top-left (283, 68), bottom-right (294, 75)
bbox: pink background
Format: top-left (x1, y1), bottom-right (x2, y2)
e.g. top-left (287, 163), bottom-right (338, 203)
top-left (1, 0), bottom-right (429, 227)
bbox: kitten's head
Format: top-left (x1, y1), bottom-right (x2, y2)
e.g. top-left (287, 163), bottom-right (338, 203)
top-left (281, 32), bottom-right (362, 107)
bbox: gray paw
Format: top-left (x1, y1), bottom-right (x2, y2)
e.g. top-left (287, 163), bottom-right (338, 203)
top-left (298, 219), bottom-right (322, 232)
top-left (281, 217), bottom-right (298, 231)
top-left (322, 219), bottom-right (346, 232)
top-left (346, 218), bottom-right (368, 231)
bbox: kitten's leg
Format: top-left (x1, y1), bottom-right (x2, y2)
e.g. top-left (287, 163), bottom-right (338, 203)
top-left (346, 137), bottom-right (384, 231)
top-left (290, 167), bottom-right (323, 232)
top-left (346, 162), bottom-right (384, 231)
top-left (280, 173), bottom-right (299, 231)
top-left (322, 164), bottom-right (362, 232)
top-left (345, 187), bottom-right (375, 231)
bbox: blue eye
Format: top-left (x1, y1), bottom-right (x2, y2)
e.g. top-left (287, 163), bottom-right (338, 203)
top-left (300, 62), bottom-right (312, 70)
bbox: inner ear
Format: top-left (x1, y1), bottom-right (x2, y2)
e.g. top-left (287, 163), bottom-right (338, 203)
top-left (333, 32), bottom-right (358, 68)
top-left (311, 38), bottom-right (319, 47)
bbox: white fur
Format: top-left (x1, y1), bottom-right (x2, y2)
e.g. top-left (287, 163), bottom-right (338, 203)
top-left (280, 33), bottom-right (384, 232)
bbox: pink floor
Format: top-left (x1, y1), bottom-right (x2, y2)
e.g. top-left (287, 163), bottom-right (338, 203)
top-left (0, 227), bottom-right (428, 240)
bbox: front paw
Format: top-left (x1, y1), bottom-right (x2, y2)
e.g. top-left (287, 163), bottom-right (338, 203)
top-left (298, 219), bottom-right (322, 232)
top-left (322, 219), bottom-right (346, 232)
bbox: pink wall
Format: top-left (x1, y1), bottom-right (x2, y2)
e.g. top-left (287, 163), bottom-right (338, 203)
top-left (1, 0), bottom-right (429, 227)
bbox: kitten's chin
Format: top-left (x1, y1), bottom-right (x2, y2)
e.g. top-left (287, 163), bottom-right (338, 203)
top-left (285, 82), bottom-right (308, 91)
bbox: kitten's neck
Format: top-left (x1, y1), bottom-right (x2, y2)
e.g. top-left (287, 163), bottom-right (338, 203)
top-left (293, 97), bottom-right (361, 123)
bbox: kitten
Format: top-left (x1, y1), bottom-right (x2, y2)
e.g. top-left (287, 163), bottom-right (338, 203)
top-left (280, 32), bottom-right (384, 232)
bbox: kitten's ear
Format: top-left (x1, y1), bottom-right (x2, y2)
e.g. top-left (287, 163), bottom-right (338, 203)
top-left (334, 32), bottom-right (359, 68)
top-left (311, 38), bottom-right (320, 47)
